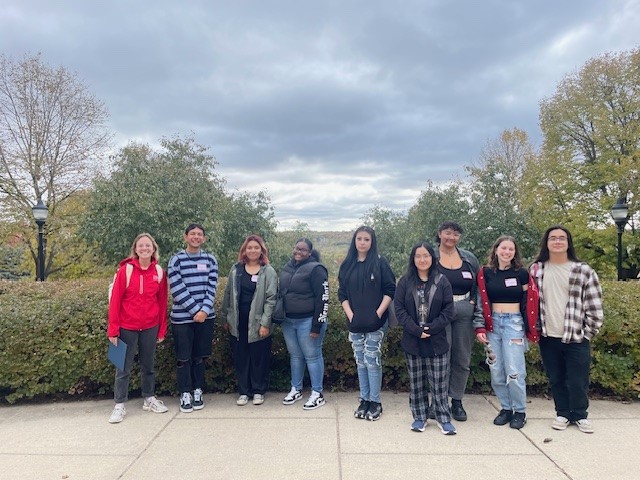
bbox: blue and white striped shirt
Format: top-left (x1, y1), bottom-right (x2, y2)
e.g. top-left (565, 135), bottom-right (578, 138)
top-left (168, 249), bottom-right (218, 324)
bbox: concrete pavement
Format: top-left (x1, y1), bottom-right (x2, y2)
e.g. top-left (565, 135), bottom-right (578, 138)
top-left (0, 392), bottom-right (638, 480)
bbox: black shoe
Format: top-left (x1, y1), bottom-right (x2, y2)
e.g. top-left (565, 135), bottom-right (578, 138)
top-left (510, 412), bottom-right (527, 429)
top-left (493, 409), bottom-right (513, 425)
top-left (365, 401), bottom-right (383, 421)
top-left (354, 399), bottom-right (370, 419)
top-left (451, 399), bottom-right (467, 422)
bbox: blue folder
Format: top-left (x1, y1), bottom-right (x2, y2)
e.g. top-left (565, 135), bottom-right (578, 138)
top-left (107, 339), bottom-right (128, 371)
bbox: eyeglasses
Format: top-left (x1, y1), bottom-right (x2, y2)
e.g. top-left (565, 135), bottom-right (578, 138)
top-left (294, 247), bottom-right (309, 253)
top-left (548, 236), bottom-right (568, 243)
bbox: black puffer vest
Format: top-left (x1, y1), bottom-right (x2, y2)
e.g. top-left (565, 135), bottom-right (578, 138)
top-left (279, 258), bottom-right (326, 317)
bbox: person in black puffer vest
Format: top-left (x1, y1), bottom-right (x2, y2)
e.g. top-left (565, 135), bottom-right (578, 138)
top-left (279, 238), bottom-right (329, 410)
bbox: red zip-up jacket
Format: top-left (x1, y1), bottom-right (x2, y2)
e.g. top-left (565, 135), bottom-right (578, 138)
top-left (107, 258), bottom-right (168, 339)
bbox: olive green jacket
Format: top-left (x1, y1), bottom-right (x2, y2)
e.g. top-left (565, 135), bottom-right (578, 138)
top-left (219, 263), bottom-right (278, 343)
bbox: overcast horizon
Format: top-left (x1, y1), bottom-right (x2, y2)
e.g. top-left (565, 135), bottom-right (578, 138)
top-left (2, 1), bottom-right (639, 231)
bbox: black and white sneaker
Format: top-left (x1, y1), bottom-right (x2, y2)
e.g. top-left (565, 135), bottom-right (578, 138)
top-left (365, 401), bottom-right (383, 421)
top-left (354, 399), bottom-right (370, 419)
top-left (193, 388), bottom-right (204, 410)
top-left (282, 387), bottom-right (303, 405)
top-left (180, 392), bottom-right (193, 413)
top-left (303, 391), bottom-right (325, 410)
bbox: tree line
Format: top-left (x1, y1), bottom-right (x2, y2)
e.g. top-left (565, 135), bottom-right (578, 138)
top-left (0, 49), bottom-right (638, 280)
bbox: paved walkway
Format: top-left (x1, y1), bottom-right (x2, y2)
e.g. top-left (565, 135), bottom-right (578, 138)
top-left (0, 392), bottom-right (638, 480)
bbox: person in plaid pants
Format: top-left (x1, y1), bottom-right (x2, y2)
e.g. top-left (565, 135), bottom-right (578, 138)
top-left (394, 242), bottom-right (456, 435)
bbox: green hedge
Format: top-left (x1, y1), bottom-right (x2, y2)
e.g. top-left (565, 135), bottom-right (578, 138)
top-left (1, 278), bottom-right (638, 404)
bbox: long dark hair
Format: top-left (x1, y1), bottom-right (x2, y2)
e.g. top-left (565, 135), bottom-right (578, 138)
top-left (338, 225), bottom-right (380, 285)
top-left (486, 235), bottom-right (524, 270)
top-left (406, 242), bottom-right (437, 284)
top-left (533, 225), bottom-right (581, 263)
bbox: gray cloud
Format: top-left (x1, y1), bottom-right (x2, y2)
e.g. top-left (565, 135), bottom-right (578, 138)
top-left (2, 0), bottom-right (638, 230)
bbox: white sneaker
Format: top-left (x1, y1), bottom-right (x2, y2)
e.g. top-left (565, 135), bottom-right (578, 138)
top-left (253, 394), bottom-right (265, 405)
top-left (552, 416), bottom-right (570, 431)
top-left (108, 405), bottom-right (126, 424)
top-left (236, 395), bottom-right (249, 406)
top-left (143, 396), bottom-right (168, 413)
top-left (303, 390), bottom-right (325, 410)
top-left (180, 392), bottom-right (194, 413)
top-left (282, 387), bottom-right (303, 405)
top-left (193, 388), bottom-right (204, 410)
top-left (576, 418), bottom-right (594, 433)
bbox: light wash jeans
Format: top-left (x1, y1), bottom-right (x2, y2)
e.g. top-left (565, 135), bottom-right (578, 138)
top-left (486, 312), bottom-right (528, 413)
top-left (348, 322), bottom-right (388, 403)
top-left (282, 317), bottom-right (328, 393)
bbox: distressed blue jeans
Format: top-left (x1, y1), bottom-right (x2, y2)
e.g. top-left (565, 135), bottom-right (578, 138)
top-left (282, 316), bottom-right (328, 393)
top-left (348, 322), bottom-right (388, 403)
top-left (486, 312), bottom-right (528, 413)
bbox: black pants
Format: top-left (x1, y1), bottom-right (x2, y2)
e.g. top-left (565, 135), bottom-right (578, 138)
top-left (172, 320), bottom-right (215, 394)
top-left (230, 334), bottom-right (272, 396)
top-left (539, 335), bottom-right (591, 421)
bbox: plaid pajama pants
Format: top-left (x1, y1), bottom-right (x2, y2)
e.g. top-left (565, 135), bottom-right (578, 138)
top-left (405, 352), bottom-right (452, 423)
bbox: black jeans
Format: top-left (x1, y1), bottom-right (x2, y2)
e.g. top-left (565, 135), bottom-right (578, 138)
top-left (539, 335), bottom-right (592, 421)
top-left (172, 320), bottom-right (215, 394)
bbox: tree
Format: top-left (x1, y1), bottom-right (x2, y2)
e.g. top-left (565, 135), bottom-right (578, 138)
top-left (0, 53), bottom-right (111, 279)
top-left (83, 136), bottom-right (275, 273)
top-left (407, 180), bottom-right (475, 251)
top-left (466, 128), bottom-right (541, 260)
top-left (531, 48), bottom-right (640, 275)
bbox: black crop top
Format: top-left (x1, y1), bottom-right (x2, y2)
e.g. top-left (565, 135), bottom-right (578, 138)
top-left (483, 267), bottom-right (529, 303)
top-left (438, 263), bottom-right (474, 295)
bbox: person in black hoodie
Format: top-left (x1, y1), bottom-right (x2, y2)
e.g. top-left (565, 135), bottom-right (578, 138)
top-left (395, 242), bottom-right (456, 435)
top-left (338, 226), bottom-right (395, 421)
top-left (280, 238), bottom-right (329, 410)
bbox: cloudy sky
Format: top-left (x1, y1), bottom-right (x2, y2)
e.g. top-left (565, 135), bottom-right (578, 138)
top-left (2, 1), bottom-right (639, 230)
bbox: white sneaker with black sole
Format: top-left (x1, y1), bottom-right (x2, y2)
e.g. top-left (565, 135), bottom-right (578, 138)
top-left (282, 387), bottom-right (303, 405)
top-left (193, 388), bottom-right (204, 410)
top-left (303, 391), bottom-right (325, 410)
top-left (180, 392), bottom-right (194, 413)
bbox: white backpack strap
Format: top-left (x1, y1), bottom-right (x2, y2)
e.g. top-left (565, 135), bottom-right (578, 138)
top-left (154, 263), bottom-right (163, 282)
top-left (125, 263), bottom-right (134, 288)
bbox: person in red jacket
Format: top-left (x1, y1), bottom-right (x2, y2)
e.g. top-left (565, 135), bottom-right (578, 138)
top-left (107, 233), bottom-right (169, 423)
top-left (474, 236), bottom-right (538, 430)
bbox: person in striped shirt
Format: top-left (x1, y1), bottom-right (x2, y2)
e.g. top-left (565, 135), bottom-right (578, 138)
top-left (168, 223), bottom-right (219, 413)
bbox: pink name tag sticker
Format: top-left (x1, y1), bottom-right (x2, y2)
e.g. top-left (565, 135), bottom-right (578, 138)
top-left (251, 275), bottom-right (259, 282)
top-left (504, 278), bottom-right (518, 287)
top-left (197, 263), bottom-right (208, 272)
top-left (462, 271), bottom-right (473, 279)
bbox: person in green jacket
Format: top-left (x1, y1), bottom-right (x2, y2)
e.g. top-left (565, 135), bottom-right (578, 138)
top-left (219, 234), bottom-right (278, 406)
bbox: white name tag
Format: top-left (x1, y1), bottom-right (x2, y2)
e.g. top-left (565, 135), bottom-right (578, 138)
top-left (197, 263), bottom-right (208, 272)
top-left (462, 271), bottom-right (473, 279)
top-left (505, 278), bottom-right (518, 287)
top-left (251, 275), bottom-right (259, 282)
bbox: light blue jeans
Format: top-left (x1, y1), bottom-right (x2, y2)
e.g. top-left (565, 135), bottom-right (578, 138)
top-left (348, 323), bottom-right (388, 403)
top-left (282, 317), bottom-right (328, 393)
top-left (487, 312), bottom-right (528, 413)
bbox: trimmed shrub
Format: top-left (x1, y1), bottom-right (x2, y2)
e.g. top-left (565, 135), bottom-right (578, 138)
top-left (0, 278), bottom-right (638, 403)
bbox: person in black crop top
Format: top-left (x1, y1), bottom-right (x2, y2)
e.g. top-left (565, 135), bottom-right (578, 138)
top-left (433, 220), bottom-right (482, 422)
top-left (475, 236), bottom-right (531, 430)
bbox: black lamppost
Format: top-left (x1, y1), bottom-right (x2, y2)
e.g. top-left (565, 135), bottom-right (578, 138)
top-left (31, 199), bottom-right (49, 281)
top-left (610, 197), bottom-right (629, 281)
